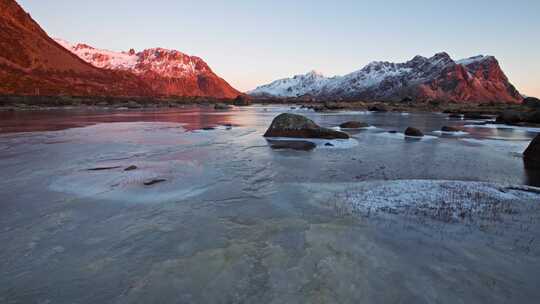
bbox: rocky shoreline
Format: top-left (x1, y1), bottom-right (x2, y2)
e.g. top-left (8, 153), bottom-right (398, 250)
top-left (2, 95), bottom-right (540, 128)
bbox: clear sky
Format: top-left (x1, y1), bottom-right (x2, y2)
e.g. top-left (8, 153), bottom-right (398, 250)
top-left (18, 0), bottom-right (540, 97)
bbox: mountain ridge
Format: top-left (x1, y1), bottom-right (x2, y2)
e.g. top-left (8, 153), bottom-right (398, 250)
top-left (249, 52), bottom-right (522, 103)
top-left (0, 0), bottom-right (240, 98)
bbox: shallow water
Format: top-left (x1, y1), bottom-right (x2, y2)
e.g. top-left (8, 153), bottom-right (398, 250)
top-left (1, 105), bottom-right (539, 303)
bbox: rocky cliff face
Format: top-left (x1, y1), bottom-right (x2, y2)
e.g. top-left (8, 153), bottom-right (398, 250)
top-left (250, 53), bottom-right (522, 103)
top-left (0, 0), bottom-right (240, 98)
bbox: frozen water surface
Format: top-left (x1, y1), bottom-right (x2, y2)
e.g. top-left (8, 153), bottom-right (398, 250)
top-left (0, 106), bottom-right (540, 303)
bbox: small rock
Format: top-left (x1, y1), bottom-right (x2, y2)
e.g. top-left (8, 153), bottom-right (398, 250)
top-left (202, 126), bottom-right (216, 130)
top-left (368, 104), bottom-right (389, 112)
top-left (325, 143), bottom-right (334, 147)
top-left (87, 166), bottom-right (122, 171)
top-left (339, 121), bottom-right (369, 129)
top-left (388, 130), bottom-right (398, 134)
top-left (124, 165), bottom-right (138, 171)
top-left (448, 113), bottom-right (463, 119)
top-left (144, 179), bottom-right (167, 186)
top-left (404, 127), bottom-right (424, 137)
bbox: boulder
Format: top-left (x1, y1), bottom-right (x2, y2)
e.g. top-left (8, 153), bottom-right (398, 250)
top-left (233, 95), bottom-right (251, 106)
top-left (524, 135), bottom-right (540, 169)
top-left (441, 126), bottom-right (460, 132)
top-left (269, 140), bottom-right (316, 151)
top-left (264, 113), bottom-right (349, 139)
top-left (339, 121), bottom-right (369, 129)
top-left (368, 104), bottom-right (388, 112)
top-left (404, 127), bottom-right (424, 137)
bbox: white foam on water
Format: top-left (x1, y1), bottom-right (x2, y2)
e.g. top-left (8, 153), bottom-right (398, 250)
top-left (432, 130), bottom-right (469, 136)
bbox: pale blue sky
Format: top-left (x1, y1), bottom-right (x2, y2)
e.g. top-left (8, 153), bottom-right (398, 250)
top-left (18, 0), bottom-right (540, 96)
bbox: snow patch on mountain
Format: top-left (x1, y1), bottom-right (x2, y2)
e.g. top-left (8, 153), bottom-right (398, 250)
top-left (55, 38), bottom-right (209, 78)
top-left (55, 38), bottom-right (139, 71)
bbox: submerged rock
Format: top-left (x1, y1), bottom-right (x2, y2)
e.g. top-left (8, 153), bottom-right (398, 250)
top-left (339, 121), bottom-right (369, 129)
top-left (124, 165), bottom-right (138, 171)
top-left (448, 113), bottom-right (463, 119)
top-left (404, 127), bottom-right (424, 137)
top-left (441, 126), bottom-right (460, 132)
top-left (524, 135), bottom-right (540, 169)
top-left (144, 179), bottom-right (167, 186)
top-left (264, 113), bottom-right (349, 139)
top-left (87, 166), bottom-right (121, 171)
top-left (269, 140), bottom-right (317, 151)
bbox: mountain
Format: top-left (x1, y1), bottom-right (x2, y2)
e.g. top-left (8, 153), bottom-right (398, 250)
top-left (0, 0), bottom-right (153, 96)
top-left (249, 53), bottom-right (522, 103)
top-left (55, 39), bottom-right (240, 99)
top-left (0, 0), bottom-right (239, 98)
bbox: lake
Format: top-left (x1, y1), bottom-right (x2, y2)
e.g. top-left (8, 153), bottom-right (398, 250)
top-left (1, 105), bottom-right (539, 303)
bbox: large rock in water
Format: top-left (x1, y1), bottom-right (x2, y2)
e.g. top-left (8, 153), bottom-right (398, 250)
top-left (264, 113), bottom-right (349, 139)
top-left (524, 135), bottom-right (540, 169)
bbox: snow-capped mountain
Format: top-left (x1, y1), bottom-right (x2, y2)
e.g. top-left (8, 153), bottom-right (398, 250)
top-left (55, 39), bottom-right (239, 98)
top-left (250, 53), bottom-right (522, 103)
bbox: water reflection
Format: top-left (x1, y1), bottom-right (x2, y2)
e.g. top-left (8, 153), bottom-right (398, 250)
top-left (0, 107), bottom-right (237, 133)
